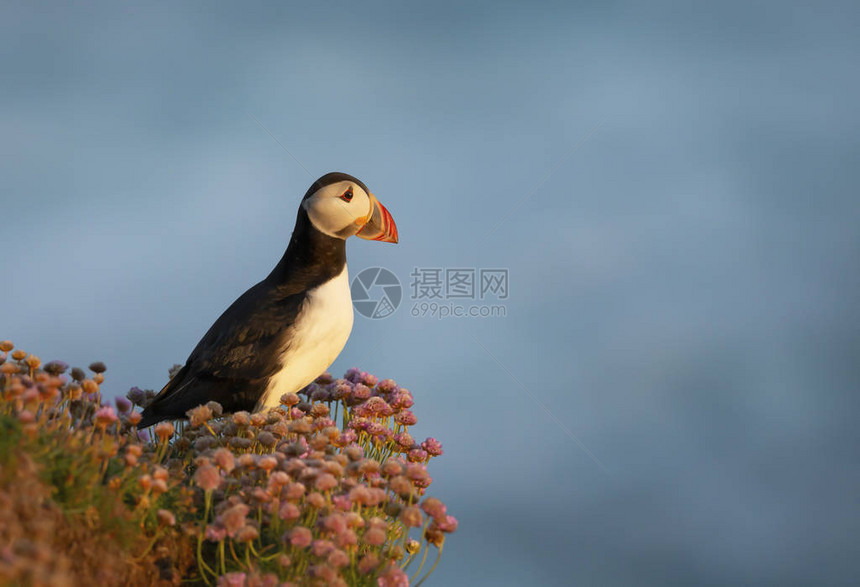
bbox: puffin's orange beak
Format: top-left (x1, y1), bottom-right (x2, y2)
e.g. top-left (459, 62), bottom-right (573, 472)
top-left (356, 193), bottom-right (398, 243)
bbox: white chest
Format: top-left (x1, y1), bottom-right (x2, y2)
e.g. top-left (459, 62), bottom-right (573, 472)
top-left (258, 266), bottom-right (354, 408)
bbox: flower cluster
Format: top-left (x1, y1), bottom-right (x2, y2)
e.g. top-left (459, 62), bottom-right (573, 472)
top-left (0, 341), bottom-right (192, 584)
top-left (0, 340), bottom-right (455, 586)
top-left (150, 367), bottom-right (455, 586)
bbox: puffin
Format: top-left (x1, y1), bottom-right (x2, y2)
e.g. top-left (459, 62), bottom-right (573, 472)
top-left (139, 172), bottom-right (398, 428)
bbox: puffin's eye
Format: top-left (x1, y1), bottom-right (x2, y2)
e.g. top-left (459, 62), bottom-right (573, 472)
top-left (340, 187), bottom-right (354, 202)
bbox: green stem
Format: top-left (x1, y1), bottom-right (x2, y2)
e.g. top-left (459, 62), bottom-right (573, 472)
top-left (411, 540), bottom-right (430, 581)
top-left (197, 533), bottom-right (215, 586)
top-left (229, 539), bottom-right (242, 566)
top-left (134, 530), bottom-right (161, 561)
top-left (413, 545), bottom-right (443, 587)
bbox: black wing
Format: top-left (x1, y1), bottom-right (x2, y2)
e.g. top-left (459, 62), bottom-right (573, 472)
top-left (139, 279), bottom-right (308, 426)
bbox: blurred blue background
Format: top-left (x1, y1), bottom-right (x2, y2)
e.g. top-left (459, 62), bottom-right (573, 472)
top-left (3, 1), bottom-right (859, 584)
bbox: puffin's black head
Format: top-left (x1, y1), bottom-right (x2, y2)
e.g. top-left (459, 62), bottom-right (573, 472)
top-left (300, 172), bottom-right (398, 243)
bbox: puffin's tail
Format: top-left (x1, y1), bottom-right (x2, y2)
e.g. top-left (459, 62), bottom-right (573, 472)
top-left (137, 408), bottom-right (166, 429)
top-left (137, 364), bottom-right (193, 428)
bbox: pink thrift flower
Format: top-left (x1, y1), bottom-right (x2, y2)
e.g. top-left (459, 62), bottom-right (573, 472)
top-left (94, 406), bottom-right (118, 428)
top-left (213, 448), bottom-right (236, 473)
top-left (421, 497), bottom-right (447, 520)
top-left (393, 432), bottom-right (414, 450)
top-left (359, 459), bottom-right (381, 476)
top-left (311, 386), bottom-right (330, 402)
top-left (268, 471), bottom-right (290, 491)
top-left (352, 383), bottom-right (372, 401)
top-left (399, 506), bottom-right (423, 528)
top-left (327, 548), bottom-right (350, 568)
top-left (394, 410), bottom-right (417, 426)
top-left (219, 503), bottom-right (250, 538)
top-left (393, 389), bottom-right (414, 409)
top-left (235, 525), bottom-right (259, 543)
top-left (237, 453), bottom-right (256, 468)
top-left (333, 441), bottom-right (353, 456)
top-left (349, 417), bottom-right (370, 433)
top-left (421, 437), bottom-right (443, 457)
top-left (322, 513), bottom-right (348, 536)
top-left (438, 515), bottom-right (459, 533)
top-left (311, 539), bottom-right (334, 557)
top-left (344, 512), bottom-right (365, 529)
top-left (376, 378), bottom-right (398, 395)
top-left (258, 455), bottom-right (278, 472)
top-left (157, 509), bottom-right (176, 527)
top-left (362, 397), bottom-right (392, 417)
top-left (368, 488), bottom-right (386, 506)
top-left (405, 463), bottom-right (430, 482)
top-left (425, 525), bottom-right (445, 548)
top-left (217, 572), bottom-right (247, 587)
top-left (407, 448), bottom-right (428, 463)
top-left (335, 528), bottom-right (357, 549)
top-left (381, 461), bottom-right (403, 477)
top-left (413, 475), bottom-right (433, 489)
top-left (205, 401), bottom-right (223, 417)
top-left (43, 360), bottom-right (68, 375)
top-left (306, 492), bottom-right (326, 508)
top-left (352, 403), bottom-right (371, 418)
top-left (280, 392), bottom-right (300, 406)
top-left (285, 482), bottom-right (306, 500)
top-left (115, 396), bottom-right (132, 413)
top-left (194, 464), bottom-right (221, 491)
top-left (153, 421), bottom-right (174, 441)
top-left (315, 473), bottom-right (338, 492)
top-left (358, 553), bottom-right (380, 574)
top-left (389, 476), bottom-right (413, 497)
top-left (367, 422), bottom-right (387, 438)
top-left (310, 565), bottom-right (336, 583)
top-left (186, 404), bottom-right (213, 427)
top-left (344, 367), bottom-right (363, 383)
top-left (289, 527), bottom-right (313, 548)
top-left (348, 486), bottom-right (371, 506)
top-left (126, 386), bottom-right (146, 405)
top-left (330, 379), bottom-right (353, 400)
top-left (363, 527), bottom-right (387, 546)
top-left (250, 487), bottom-right (271, 505)
top-left (205, 524), bottom-right (227, 542)
top-left (377, 564), bottom-right (409, 587)
top-left (278, 502), bottom-right (300, 521)
top-left (332, 495), bottom-right (352, 511)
